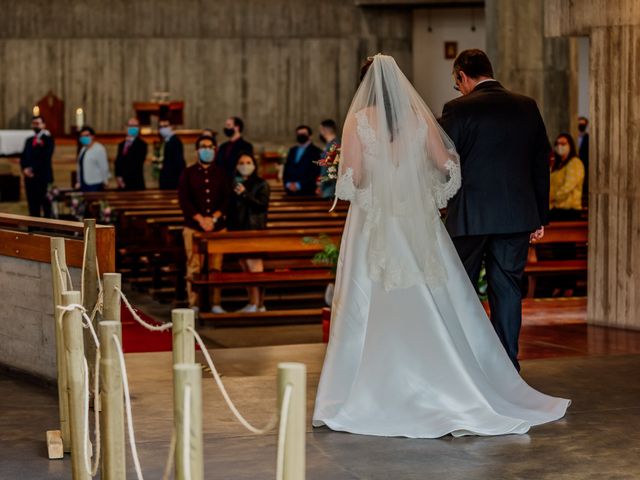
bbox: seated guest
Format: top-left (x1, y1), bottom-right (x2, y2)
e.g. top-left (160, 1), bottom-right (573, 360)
top-left (216, 117), bottom-right (254, 178)
top-left (115, 118), bottom-right (147, 190)
top-left (283, 125), bottom-right (322, 195)
top-left (228, 153), bottom-right (271, 313)
top-left (317, 119), bottom-right (340, 199)
top-left (75, 126), bottom-right (110, 192)
top-left (20, 115), bottom-right (55, 217)
top-left (549, 133), bottom-right (585, 221)
top-left (178, 135), bottom-right (230, 314)
top-left (158, 118), bottom-right (185, 190)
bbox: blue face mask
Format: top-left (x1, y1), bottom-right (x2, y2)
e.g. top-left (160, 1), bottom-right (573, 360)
top-left (127, 126), bottom-right (139, 137)
top-left (198, 148), bottom-right (215, 164)
top-left (159, 126), bottom-right (172, 139)
top-left (79, 136), bottom-right (92, 146)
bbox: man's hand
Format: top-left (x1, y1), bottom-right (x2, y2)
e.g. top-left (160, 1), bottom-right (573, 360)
top-left (234, 183), bottom-right (246, 195)
top-left (199, 217), bottom-right (214, 232)
top-left (22, 168), bottom-right (34, 178)
top-left (74, 182), bottom-right (81, 190)
top-left (530, 226), bottom-right (545, 243)
top-left (116, 176), bottom-right (126, 189)
top-left (287, 182), bottom-right (299, 193)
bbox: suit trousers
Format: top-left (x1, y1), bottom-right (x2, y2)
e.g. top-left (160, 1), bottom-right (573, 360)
top-left (452, 232), bottom-right (530, 371)
top-left (24, 177), bottom-right (51, 218)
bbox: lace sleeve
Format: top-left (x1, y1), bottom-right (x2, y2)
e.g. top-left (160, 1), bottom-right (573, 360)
top-left (433, 158), bottom-right (461, 208)
top-left (336, 167), bottom-right (356, 201)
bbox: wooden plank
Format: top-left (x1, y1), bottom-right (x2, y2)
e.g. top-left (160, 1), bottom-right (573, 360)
top-left (0, 230), bottom-right (85, 267)
top-left (191, 270), bottom-right (335, 287)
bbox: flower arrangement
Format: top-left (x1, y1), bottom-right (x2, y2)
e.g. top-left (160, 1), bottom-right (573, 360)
top-left (68, 192), bottom-right (86, 220)
top-left (46, 184), bottom-right (64, 219)
top-left (317, 142), bottom-right (341, 182)
top-left (99, 200), bottom-right (114, 224)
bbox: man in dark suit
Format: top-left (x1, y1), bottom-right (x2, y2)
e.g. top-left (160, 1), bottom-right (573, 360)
top-left (578, 116), bottom-right (589, 203)
top-left (440, 49), bottom-right (551, 371)
top-left (158, 118), bottom-right (186, 190)
top-left (216, 116), bottom-right (254, 179)
top-left (283, 125), bottom-right (322, 196)
top-left (115, 118), bottom-right (148, 190)
top-left (20, 115), bottom-right (55, 217)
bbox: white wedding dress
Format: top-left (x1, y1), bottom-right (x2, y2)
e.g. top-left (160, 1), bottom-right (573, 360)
top-left (312, 55), bottom-right (570, 438)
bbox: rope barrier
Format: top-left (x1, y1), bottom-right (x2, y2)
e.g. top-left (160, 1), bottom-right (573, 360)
top-left (183, 384), bottom-right (192, 480)
top-left (52, 249), bottom-right (68, 291)
top-left (115, 286), bottom-right (173, 332)
top-left (112, 333), bottom-right (145, 480)
top-left (187, 326), bottom-right (278, 435)
top-left (276, 384), bottom-right (293, 480)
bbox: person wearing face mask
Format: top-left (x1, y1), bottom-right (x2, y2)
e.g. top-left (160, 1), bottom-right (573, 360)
top-left (158, 118), bottom-right (185, 190)
top-left (115, 118), bottom-right (148, 190)
top-left (549, 133), bottom-right (585, 221)
top-left (178, 135), bottom-right (231, 314)
top-left (20, 115), bottom-right (55, 217)
top-left (75, 126), bottom-right (110, 192)
top-left (215, 117), bottom-right (254, 179)
top-left (227, 153), bottom-right (271, 313)
top-left (317, 119), bottom-right (340, 199)
top-left (283, 125), bottom-right (322, 195)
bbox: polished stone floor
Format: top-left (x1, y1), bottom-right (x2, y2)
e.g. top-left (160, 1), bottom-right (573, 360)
top-left (2, 342), bottom-right (640, 479)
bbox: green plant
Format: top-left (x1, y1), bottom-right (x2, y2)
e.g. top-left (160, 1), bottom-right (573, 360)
top-left (303, 235), bottom-right (340, 273)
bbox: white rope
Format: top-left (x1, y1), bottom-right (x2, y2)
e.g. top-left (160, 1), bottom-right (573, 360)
top-left (113, 334), bottom-right (145, 480)
top-left (115, 285), bottom-right (173, 332)
top-left (183, 384), bottom-right (192, 480)
top-left (187, 326), bottom-right (278, 435)
top-left (275, 383), bottom-right (293, 480)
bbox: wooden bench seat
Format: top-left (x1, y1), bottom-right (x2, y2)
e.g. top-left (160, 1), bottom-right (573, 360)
top-left (191, 269), bottom-right (334, 288)
top-left (199, 307), bottom-right (323, 325)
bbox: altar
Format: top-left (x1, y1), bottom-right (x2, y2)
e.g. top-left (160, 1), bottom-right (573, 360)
top-left (0, 130), bottom-right (32, 156)
top-left (133, 101), bottom-right (184, 126)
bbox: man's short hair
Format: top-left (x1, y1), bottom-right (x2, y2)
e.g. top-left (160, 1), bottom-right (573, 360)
top-left (320, 119), bottom-right (337, 133)
top-left (231, 117), bottom-right (244, 133)
top-left (296, 124), bottom-right (312, 135)
top-left (32, 115), bottom-right (45, 123)
top-left (195, 135), bottom-right (216, 149)
top-left (578, 116), bottom-right (589, 124)
top-left (79, 125), bottom-right (96, 136)
top-left (454, 49), bottom-right (494, 80)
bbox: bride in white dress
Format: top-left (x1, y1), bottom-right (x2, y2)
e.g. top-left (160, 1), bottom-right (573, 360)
top-left (312, 54), bottom-right (570, 438)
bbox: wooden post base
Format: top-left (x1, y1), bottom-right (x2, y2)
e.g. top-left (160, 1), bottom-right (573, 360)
top-left (46, 430), bottom-right (64, 459)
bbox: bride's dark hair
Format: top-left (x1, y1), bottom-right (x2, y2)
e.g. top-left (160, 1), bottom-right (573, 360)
top-left (359, 56), bottom-right (397, 141)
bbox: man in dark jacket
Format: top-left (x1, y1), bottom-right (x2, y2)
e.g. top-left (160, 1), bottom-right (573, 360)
top-left (283, 125), bottom-right (322, 196)
top-left (440, 49), bottom-right (551, 371)
top-left (216, 116), bottom-right (254, 179)
top-left (158, 118), bottom-right (185, 190)
top-left (115, 118), bottom-right (147, 190)
top-left (20, 116), bottom-right (55, 217)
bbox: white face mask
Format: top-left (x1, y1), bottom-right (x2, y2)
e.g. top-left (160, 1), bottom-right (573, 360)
top-left (555, 144), bottom-right (570, 157)
top-left (237, 163), bottom-right (255, 177)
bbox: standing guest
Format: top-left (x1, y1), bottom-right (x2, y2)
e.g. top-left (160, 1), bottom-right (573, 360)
top-left (20, 116), bottom-right (55, 217)
top-left (158, 118), bottom-right (185, 190)
top-left (317, 119), bottom-right (340, 199)
top-left (115, 118), bottom-right (148, 190)
top-left (283, 125), bottom-right (322, 195)
top-left (228, 153), bottom-right (271, 313)
top-left (216, 117), bottom-right (254, 178)
top-left (75, 126), bottom-right (110, 192)
top-left (549, 133), bottom-right (585, 221)
top-left (178, 135), bottom-right (230, 314)
top-left (577, 116), bottom-right (589, 203)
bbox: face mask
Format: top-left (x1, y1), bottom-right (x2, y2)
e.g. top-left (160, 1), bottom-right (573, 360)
top-left (159, 126), bottom-right (172, 139)
top-left (555, 144), bottom-right (570, 157)
top-left (33, 127), bottom-right (42, 134)
top-left (297, 134), bottom-right (309, 144)
top-left (578, 124), bottom-right (587, 133)
top-left (127, 126), bottom-right (139, 137)
top-left (79, 136), bottom-right (92, 146)
top-left (198, 148), bottom-right (215, 164)
top-left (237, 163), bottom-right (255, 177)
top-left (223, 128), bottom-right (235, 138)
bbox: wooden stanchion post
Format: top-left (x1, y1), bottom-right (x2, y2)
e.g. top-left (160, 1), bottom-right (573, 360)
top-left (103, 273), bottom-right (121, 323)
top-left (172, 309), bottom-right (195, 366)
top-left (83, 219), bottom-right (99, 379)
top-left (277, 362), bottom-right (307, 480)
top-left (62, 291), bottom-right (91, 480)
top-left (99, 321), bottom-right (125, 480)
top-left (50, 237), bottom-right (71, 455)
top-left (174, 364), bottom-right (203, 480)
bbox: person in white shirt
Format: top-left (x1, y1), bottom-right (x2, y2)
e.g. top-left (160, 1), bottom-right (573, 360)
top-left (75, 126), bottom-right (110, 192)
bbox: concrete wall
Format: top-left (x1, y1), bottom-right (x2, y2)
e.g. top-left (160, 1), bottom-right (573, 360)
top-left (0, 256), bottom-right (81, 382)
top-left (0, 0), bottom-right (412, 141)
top-left (413, 7), bottom-right (486, 118)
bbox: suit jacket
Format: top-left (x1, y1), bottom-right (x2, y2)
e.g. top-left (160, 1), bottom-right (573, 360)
top-left (216, 137), bottom-right (254, 178)
top-left (227, 176), bottom-right (271, 231)
top-left (20, 132), bottom-right (55, 184)
top-left (115, 136), bottom-right (148, 190)
top-left (159, 135), bottom-right (186, 190)
top-left (440, 81), bottom-right (551, 237)
top-left (283, 143), bottom-right (322, 195)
